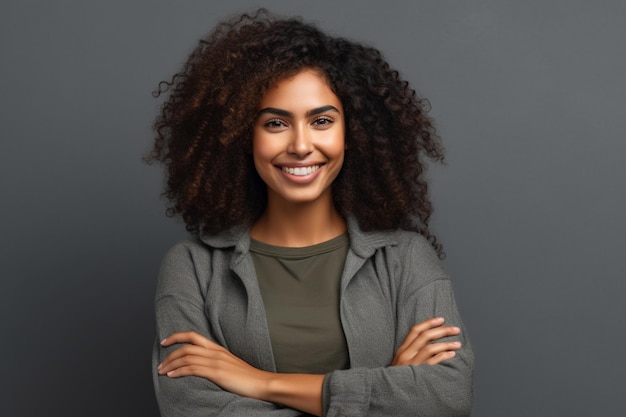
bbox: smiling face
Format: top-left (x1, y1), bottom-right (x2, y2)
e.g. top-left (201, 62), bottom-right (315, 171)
top-left (253, 69), bottom-right (345, 209)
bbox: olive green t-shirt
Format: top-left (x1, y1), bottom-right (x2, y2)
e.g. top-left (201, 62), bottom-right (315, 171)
top-left (249, 234), bottom-right (350, 374)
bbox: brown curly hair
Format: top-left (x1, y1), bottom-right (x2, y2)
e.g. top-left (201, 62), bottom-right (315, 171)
top-left (146, 9), bottom-right (446, 255)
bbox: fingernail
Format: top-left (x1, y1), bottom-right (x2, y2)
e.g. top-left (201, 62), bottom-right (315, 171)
top-left (160, 338), bottom-right (167, 345)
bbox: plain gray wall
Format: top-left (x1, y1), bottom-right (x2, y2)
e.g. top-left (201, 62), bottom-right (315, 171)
top-left (1, 1), bottom-right (625, 416)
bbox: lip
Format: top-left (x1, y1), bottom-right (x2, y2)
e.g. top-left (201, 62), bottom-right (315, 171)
top-left (275, 163), bottom-right (325, 184)
top-left (276, 161), bottom-right (325, 168)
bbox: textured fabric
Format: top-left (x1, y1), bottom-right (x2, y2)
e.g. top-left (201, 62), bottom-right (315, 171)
top-left (153, 217), bottom-right (474, 417)
top-left (250, 234), bottom-right (350, 374)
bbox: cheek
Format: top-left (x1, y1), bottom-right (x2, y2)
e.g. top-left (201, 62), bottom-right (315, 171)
top-left (252, 134), bottom-right (275, 177)
top-left (252, 131), bottom-right (269, 160)
top-left (329, 129), bottom-right (346, 157)
top-left (252, 155), bottom-right (272, 188)
top-left (252, 148), bottom-right (268, 173)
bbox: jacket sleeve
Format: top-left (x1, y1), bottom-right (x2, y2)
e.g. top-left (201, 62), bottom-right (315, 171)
top-left (321, 237), bottom-right (474, 417)
top-left (153, 241), bottom-right (310, 417)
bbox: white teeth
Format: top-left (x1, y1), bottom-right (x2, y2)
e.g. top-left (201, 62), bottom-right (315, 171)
top-left (282, 165), bottom-right (320, 176)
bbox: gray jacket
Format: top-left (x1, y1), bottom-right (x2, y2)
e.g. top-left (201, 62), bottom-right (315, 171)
top-left (153, 218), bottom-right (473, 416)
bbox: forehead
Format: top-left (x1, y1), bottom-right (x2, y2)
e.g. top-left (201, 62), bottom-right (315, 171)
top-left (258, 69), bottom-right (341, 111)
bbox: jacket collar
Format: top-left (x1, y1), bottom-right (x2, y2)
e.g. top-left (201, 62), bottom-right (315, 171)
top-left (197, 216), bottom-right (398, 260)
top-left (345, 217), bottom-right (397, 259)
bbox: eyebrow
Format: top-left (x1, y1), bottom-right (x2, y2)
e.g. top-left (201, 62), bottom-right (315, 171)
top-left (257, 105), bottom-right (340, 118)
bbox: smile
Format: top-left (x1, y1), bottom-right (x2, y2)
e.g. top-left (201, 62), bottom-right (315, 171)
top-left (281, 165), bottom-right (321, 176)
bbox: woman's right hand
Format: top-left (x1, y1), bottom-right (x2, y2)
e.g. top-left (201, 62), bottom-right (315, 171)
top-left (391, 317), bottom-right (462, 366)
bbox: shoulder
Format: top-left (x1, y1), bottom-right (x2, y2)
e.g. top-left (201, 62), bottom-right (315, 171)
top-left (389, 229), bottom-right (441, 263)
top-left (393, 230), bottom-right (446, 281)
top-left (160, 225), bottom-right (249, 268)
top-left (348, 217), bottom-right (441, 267)
top-left (347, 217), bottom-right (447, 283)
top-left (380, 228), bottom-right (444, 271)
top-left (156, 237), bottom-right (213, 298)
top-left (156, 227), bottom-right (249, 296)
top-left (160, 236), bottom-right (211, 270)
top-left (363, 228), bottom-right (448, 290)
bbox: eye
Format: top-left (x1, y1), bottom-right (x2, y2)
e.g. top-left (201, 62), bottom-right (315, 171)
top-left (264, 118), bottom-right (288, 130)
top-left (312, 117), bottom-right (334, 129)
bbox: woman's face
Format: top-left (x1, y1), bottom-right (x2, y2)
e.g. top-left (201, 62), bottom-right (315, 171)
top-left (253, 69), bottom-right (345, 208)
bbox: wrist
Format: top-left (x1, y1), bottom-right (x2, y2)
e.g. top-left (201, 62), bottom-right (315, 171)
top-left (264, 373), bottom-right (324, 417)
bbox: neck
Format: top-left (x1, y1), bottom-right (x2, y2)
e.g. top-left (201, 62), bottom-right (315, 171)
top-left (251, 195), bottom-right (347, 247)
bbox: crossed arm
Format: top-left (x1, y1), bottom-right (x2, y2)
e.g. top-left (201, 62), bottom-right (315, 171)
top-left (157, 317), bottom-right (462, 416)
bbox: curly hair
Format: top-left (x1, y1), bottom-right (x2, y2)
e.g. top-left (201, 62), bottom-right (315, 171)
top-left (146, 9), bottom-right (446, 255)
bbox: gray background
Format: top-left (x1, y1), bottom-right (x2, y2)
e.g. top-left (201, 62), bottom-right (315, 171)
top-left (1, 1), bottom-right (624, 416)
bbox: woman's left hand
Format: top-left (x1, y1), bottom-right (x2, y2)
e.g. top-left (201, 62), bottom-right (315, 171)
top-left (391, 317), bottom-right (462, 366)
top-left (157, 331), bottom-right (271, 400)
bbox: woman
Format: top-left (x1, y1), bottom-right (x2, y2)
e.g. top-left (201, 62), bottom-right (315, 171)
top-left (148, 10), bottom-right (473, 417)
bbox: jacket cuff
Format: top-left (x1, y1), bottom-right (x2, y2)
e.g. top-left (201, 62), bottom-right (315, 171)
top-left (322, 368), bottom-right (371, 417)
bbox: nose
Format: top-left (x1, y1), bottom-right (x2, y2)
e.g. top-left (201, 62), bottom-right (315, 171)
top-left (287, 125), bottom-right (314, 157)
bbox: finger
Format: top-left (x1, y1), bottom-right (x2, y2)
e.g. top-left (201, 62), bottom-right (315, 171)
top-left (161, 356), bottom-right (215, 379)
top-left (160, 349), bottom-right (248, 379)
top-left (424, 350), bottom-right (457, 365)
top-left (159, 344), bottom-right (219, 370)
top-left (160, 331), bottom-right (213, 348)
top-left (406, 326), bottom-right (460, 355)
top-left (165, 364), bottom-right (209, 379)
top-left (159, 352), bottom-right (216, 375)
top-left (397, 325), bottom-right (460, 359)
top-left (397, 318), bottom-right (445, 352)
top-left (414, 341), bottom-right (461, 363)
top-left (160, 331), bottom-right (208, 347)
top-left (394, 340), bottom-right (461, 366)
top-left (393, 328), bottom-right (460, 366)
